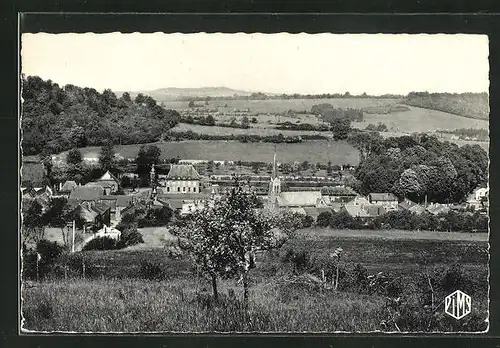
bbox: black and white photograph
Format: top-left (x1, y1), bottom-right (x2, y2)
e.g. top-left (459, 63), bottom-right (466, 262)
top-left (20, 32), bottom-right (490, 333)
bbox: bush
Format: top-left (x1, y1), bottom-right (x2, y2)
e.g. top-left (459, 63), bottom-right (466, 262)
top-left (316, 211), bottom-right (333, 227)
top-left (302, 215), bottom-right (314, 228)
top-left (82, 236), bottom-right (118, 251)
top-left (279, 238), bottom-right (314, 274)
top-left (140, 261), bottom-right (167, 281)
top-left (116, 226), bottom-right (144, 249)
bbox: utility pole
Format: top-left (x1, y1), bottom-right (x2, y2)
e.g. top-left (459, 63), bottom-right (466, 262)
top-left (71, 219), bottom-right (75, 253)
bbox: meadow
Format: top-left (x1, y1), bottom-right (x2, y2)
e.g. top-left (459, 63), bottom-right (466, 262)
top-left (352, 105), bottom-right (489, 133)
top-left (170, 123), bottom-right (329, 137)
top-left (74, 140), bottom-right (361, 165)
top-left (22, 229), bottom-right (489, 332)
top-left (166, 98), bottom-right (401, 113)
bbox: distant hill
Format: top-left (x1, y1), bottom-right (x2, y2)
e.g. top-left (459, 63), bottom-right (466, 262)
top-left (122, 87), bottom-right (254, 101)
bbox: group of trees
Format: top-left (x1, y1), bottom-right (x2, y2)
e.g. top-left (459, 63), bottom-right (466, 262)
top-left (365, 123), bottom-right (388, 132)
top-left (440, 128), bottom-right (489, 142)
top-left (348, 132), bottom-right (488, 204)
top-left (275, 121), bottom-right (330, 132)
top-left (22, 75), bottom-right (180, 156)
top-left (22, 197), bottom-right (86, 248)
top-left (165, 130), bottom-right (327, 143)
top-left (311, 104), bottom-right (364, 122)
top-left (405, 92), bottom-right (489, 120)
top-left (316, 209), bottom-right (488, 233)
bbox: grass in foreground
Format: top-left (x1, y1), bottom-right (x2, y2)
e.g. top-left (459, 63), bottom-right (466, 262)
top-left (21, 274), bottom-right (488, 333)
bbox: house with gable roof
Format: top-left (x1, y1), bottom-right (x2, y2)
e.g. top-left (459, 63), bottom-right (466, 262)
top-left (59, 180), bottom-right (78, 197)
top-left (96, 170), bottom-right (120, 194)
top-left (368, 193), bottom-right (399, 210)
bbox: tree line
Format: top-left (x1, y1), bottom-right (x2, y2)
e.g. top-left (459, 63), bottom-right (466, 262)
top-left (316, 209), bottom-right (488, 233)
top-left (22, 75), bottom-right (180, 156)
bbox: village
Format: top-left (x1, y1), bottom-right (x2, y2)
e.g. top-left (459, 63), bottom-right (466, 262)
top-left (21, 147), bottom-right (490, 251)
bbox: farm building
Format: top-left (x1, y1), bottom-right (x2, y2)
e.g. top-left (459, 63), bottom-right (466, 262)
top-left (368, 193), bottom-right (399, 210)
top-left (398, 198), bottom-right (426, 215)
top-left (466, 187), bottom-right (489, 210)
top-left (58, 180), bottom-right (78, 196)
top-left (426, 203), bottom-right (451, 216)
top-left (98, 195), bottom-right (135, 222)
top-left (156, 193), bottom-right (212, 216)
top-left (95, 171), bottom-right (120, 194)
top-left (70, 186), bottom-right (105, 203)
top-left (277, 191), bottom-right (325, 208)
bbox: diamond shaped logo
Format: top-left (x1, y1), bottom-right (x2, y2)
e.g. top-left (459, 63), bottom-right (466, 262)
top-left (445, 290), bottom-right (472, 319)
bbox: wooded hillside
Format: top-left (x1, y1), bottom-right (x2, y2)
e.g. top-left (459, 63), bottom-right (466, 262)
top-left (21, 76), bottom-right (180, 156)
top-left (405, 92), bottom-right (489, 120)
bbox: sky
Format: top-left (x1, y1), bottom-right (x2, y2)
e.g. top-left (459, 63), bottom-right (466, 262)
top-left (21, 33), bottom-right (489, 95)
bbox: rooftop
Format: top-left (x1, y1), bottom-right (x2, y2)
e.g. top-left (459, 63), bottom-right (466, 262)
top-left (70, 186), bottom-right (104, 201)
top-left (368, 193), bottom-right (398, 202)
top-left (166, 164), bottom-right (201, 180)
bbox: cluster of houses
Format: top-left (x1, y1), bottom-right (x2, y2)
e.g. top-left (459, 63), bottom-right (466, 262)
top-left (22, 153), bottom-right (489, 238)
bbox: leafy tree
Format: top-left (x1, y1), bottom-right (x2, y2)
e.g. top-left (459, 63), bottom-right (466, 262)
top-left (331, 118), bottom-right (351, 140)
top-left (251, 117), bottom-right (258, 123)
top-left (396, 168), bottom-right (423, 200)
top-left (188, 100), bottom-right (195, 108)
top-left (136, 145), bottom-right (161, 186)
top-left (121, 92), bottom-right (132, 103)
top-left (99, 142), bottom-right (115, 172)
top-left (205, 115), bottom-right (216, 126)
top-left (22, 200), bottom-right (45, 243)
top-left (172, 184), bottom-right (297, 307)
top-left (241, 116), bottom-right (250, 129)
top-left (317, 211), bottom-right (333, 227)
top-left (135, 93), bottom-right (146, 104)
top-left (67, 148), bottom-right (83, 165)
top-left (42, 197), bottom-right (83, 249)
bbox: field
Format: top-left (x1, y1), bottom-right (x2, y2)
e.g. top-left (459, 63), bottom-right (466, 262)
top-left (21, 230), bottom-right (489, 332)
top-left (74, 140), bottom-right (361, 165)
top-left (352, 105), bottom-right (489, 133)
top-left (170, 123), bottom-right (329, 137)
top-left (166, 98), bottom-right (401, 113)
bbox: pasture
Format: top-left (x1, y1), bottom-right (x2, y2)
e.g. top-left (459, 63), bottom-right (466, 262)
top-left (170, 122), bottom-right (329, 137)
top-left (21, 230), bottom-right (489, 332)
top-left (351, 105), bottom-right (489, 134)
top-left (166, 97), bottom-right (401, 113)
top-left (74, 140), bottom-right (361, 165)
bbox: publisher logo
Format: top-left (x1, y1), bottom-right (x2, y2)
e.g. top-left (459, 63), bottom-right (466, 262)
top-left (445, 290), bottom-right (471, 319)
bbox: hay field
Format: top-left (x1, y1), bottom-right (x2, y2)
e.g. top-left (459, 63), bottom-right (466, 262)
top-left (75, 140), bottom-right (360, 165)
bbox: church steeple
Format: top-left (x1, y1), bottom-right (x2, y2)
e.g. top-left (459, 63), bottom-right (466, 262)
top-left (272, 145), bottom-right (277, 179)
top-left (267, 146), bottom-right (281, 211)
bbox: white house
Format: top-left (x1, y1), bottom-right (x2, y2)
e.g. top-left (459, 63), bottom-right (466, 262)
top-left (163, 164), bottom-right (202, 194)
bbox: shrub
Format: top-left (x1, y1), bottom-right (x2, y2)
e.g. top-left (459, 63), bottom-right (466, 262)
top-left (116, 226), bottom-right (144, 249)
top-left (279, 238), bottom-right (314, 274)
top-left (22, 240), bottom-right (65, 280)
top-left (82, 236), bottom-right (118, 251)
top-left (302, 215), bottom-right (314, 228)
top-left (140, 261), bottom-right (167, 281)
top-left (316, 211), bottom-right (333, 227)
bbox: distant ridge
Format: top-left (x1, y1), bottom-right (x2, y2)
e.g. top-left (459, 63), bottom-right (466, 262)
top-left (121, 86), bottom-right (254, 101)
